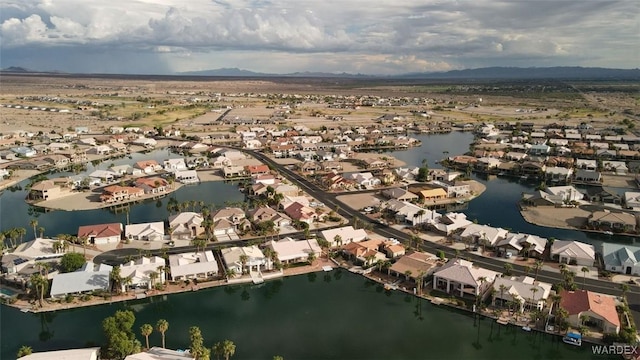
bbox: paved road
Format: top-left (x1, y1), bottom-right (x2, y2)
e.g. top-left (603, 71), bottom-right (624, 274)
top-left (244, 148), bottom-right (640, 327)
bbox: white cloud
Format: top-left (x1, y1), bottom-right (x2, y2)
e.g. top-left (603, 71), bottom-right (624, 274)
top-left (0, 0), bottom-right (637, 74)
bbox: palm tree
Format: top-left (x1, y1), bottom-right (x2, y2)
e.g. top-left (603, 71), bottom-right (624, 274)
top-left (149, 271), bottom-right (159, 289)
top-left (29, 273), bottom-right (48, 307)
top-left (38, 227), bottom-right (45, 238)
top-left (530, 287), bottom-right (539, 312)
top-left (156, 319), bottom-right (169, 348)
top-left (581, 266), bottom-right (589, 289)
top-left (333, 234), bottom-right (343, 247)
top-left (225, 268), bottom-right (237, 280)
top-left (220, 340), bottom-right (236, 360)
top-left (30, 219), bottom-right (38, 240)
top-left (503, 263), bottom-right (513, 276)
top-left (191, 238), bottom-right (207, 254)
top-left (621, 283), bottom-right (630, 299)
top-left (17, 345), bottom-right (33, 358)
top-left (110, 266), bottom-right (123, 294)
top-left (140, 324), bottom-right (153, 349)
top-left (239, 254), bottom-right (249, 274)
top-left (17, 227), bottom-right (26, 245)
top-left (533, 260), bottom-right (543, 282)
top-left (307, 252), bottom-right (316, 265)
top-left (498, 284), bottom-right (507, 308)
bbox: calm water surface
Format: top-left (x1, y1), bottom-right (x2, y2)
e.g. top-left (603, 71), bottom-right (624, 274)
top-left (0, 133), bottom-right (626, 359)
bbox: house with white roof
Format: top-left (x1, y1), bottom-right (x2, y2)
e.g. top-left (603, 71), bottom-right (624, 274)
top-left (89, 169), bottom-right (117, 183)
top-left (429, 212), bottom-right (473, 235)
top-left (545, 186), bottom-right (585, 202)
top-left (625, 192), bottom-right (640, 210)
top-left (119, 256), bottom-right (166, 291)
top-left (11, 238), bottom-right (65, 260)
top-left (321, 226), bottom-right (368, 247)
top-left (550, 240), bottom-right (596, 266)
top-left (492, 276), bottom-right (552, 312)
top-left (125, 222), bottom-right (165, 242)
top-left (384, 199), bottom-right (437, 226)
top-left (545, 167), bottom-right (573, 182)
top-left (163, 158), bottom-right (187, 172)
top-left (267, 237), bottom-right (322, 265)
top-left (495, 233), bottom-right (547, 258)
top-left (459, 224), bottom-right (508, 247)
top-left (18, 347), bottom-right (101, 360)
top-left (602, 243), bottom-right (640, 275)
top-left (131, 137), bottom-right (157, 148)
top-left (169, 251), bottom-right (218, 281)
top-left (221, 246), bottom-right (266, 275)
top-left (175, 169), bottom-right (200, 184)
top-left (348, 172), bottom-right (381, 188)
top-left (50, 261), bottom-right (112, 298)
top-left (433, 259), bottom-right (500, 297)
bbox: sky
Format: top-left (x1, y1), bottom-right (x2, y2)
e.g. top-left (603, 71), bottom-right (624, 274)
top-left (0, 0), bottom-right (638, 75)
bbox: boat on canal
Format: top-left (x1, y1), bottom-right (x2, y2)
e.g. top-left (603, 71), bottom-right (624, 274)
top-left (562, 332), bottom-right (582, 346)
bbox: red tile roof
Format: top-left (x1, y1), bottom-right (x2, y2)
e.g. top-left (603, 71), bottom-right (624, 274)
top-left (560, 290), bottom-right (620, 327)
top-left (78, 223), bottom-right (122, 239)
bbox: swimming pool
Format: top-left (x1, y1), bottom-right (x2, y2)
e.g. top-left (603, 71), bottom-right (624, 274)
top-left (0, 287), bottom-right (18, 297)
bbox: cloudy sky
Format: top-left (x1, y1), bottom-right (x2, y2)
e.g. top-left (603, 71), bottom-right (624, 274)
top-left (1, 0), bottom-right (638, 75)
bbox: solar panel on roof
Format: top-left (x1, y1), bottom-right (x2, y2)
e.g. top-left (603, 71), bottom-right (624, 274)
top-left (13, 258), bottom-right (28, 266)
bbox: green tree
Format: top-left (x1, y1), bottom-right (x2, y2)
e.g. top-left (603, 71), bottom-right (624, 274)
top-left (140, 324), bottom-right (153, 349)
top-left (60, 252), bottom-right (86, 273)
top-left (17, 345), bottom-right (33, 358)
top-left (189, 326), bottom-right (208, 360)
top-left (581, 266), bottom-right (589, 289)
top-left (156, 319), bottom-right (169, 348)
top-left (213, 340), bottom-right (236, 360)
top-left (273, 356), bottom-right (284, 360)
top-left (30, 219), bottom-right (38, 240)
top-left (29, 273), bottom-right (48, 307)
top-left (503, 263), bottom-right (513, 276)
top-left (102, 310), bottom-right (141, 360)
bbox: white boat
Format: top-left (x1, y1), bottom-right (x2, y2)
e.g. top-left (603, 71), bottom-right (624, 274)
top-left (562, 332), bottom-right (582, 346)
top-left (604, 231), bottom-right (614, 235)
top-left (522, 326), bottom-right (532, 332)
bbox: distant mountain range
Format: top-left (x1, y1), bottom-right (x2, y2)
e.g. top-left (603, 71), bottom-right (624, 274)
top-left (2, 66), bottom-right (639, 80)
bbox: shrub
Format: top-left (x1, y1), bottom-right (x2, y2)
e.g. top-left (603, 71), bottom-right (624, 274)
top-left (65, 294), bottom-right (74, 303)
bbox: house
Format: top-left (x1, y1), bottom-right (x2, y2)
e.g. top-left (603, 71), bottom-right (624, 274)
top-left (248, 207), bottom-right (291, 228)
top-left (175, 169), bottom-right (200, 184)
top-left (433, 259), bottom-right (500, 297)
top-left (89, 169), bottom-right (118, 183)
top-left (492, 276), bottom-right (552, 312)
top-left (131, 137), bottom-right (157, 148)
top-left (283, 202), bottom-right (318, 224)
top-left (545, 186), bottom-right (585, 202)
top-left (348, 172), bottom-right (381, 188)
top-left (342, 240), bottom-right (387, 266)
top-left (77, 223), bottom-right (123, 245)
top-left (125, 222), bottom-right (165, 241)
top-left (169, 251), bottom-right (218, 281)
top-left (168, 212), bottom-right (204, 240)
top-left (321, 226), bottom-right (368, 247)
top-left (10, 238), bottom-right (66, 260)
top-left (135, 160), bottom-right (162, 174)
top-left (418, 188), bottom-right (448, 202)
top-left (625, 192), bottom-right (640, 209)
top-left (223, 165), bottom-right (247, 178)
top-left (574, 169), bottom-right (601, 183)
top-left (99, 185), bottom-right (144, 203)
top-left (602, 243), bottom-right (640, 275)
top-left (134, 177), bottom-right (169, 194)
top-left (560, 290), bottom-right (620, 334)
top-left (267, 237), bottom-right (322, 265)
top-left (495, 233), bottom-right (547, 258)
top-left (382, 240), bottom-right (406, 258)
top-left (459, 224), bottom-right (508, 247)
top-left (42, 154), bottom-right (70, 168)
top-left (163, 158), bottom-right (187, 172)
top-left (382, 187), bottom-right (419, 201)
top-left (28, 180), bottom-right (71, 201)
top-left (588, 210), bottom-right (637, 233)
top-left (545, 167), bottom-right (573, 182)
top-left (388, 252), bottom-right (440, 281)
top-left (18, 348), bottom-right (100, 360)
top-left (385, 199), bottom-right (437, 226)
top-left (576, 159), bottom-right (598, 171)
top-left (429, 212), bottom-right (473, 235)
top-left (88, 144), bottom-right (112, 155)
top-left (50, 262), bottom-right (112, 298)
top-left (528, 144), bottom-right (551, 155)
top-left (211, 207), bottom-right (246, 224)
top-left (361, 158), bottom-right (387, 169)
top-left (11, 146), bottom-right (36, 157)
top-left (119, 256), bottom-right (166, 291)
top-left (221, 246), bottom-right (266, 275)
top-left (430, 180), bottom-right (471, 198)
top-left (602, 160), bottom-right (628, 174)
top-left (551, 240), bottom-right (596, 266)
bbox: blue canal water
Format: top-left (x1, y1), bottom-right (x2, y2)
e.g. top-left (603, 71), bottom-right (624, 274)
top-left (0, 133), bottom-right (624, 359)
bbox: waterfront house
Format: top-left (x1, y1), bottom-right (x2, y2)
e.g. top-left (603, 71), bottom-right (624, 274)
top-left (89, 169), bottom-right (117, 183)
top-left (560, 290), bottom-right (620, 334)
top-left (120, 256), bottom-right (166, 291)
top-left (19, 347), bottom-right (101, 360)
top-left (42, 154), bottom-right (70, 168)
top-left (134, 160), bottom-right (162, 174)
top-left (28, 180), bottom-right (71, 201)
top-left (88, 144), bottom-right (112, 155)
top-left (342, 240), bottom-right (387, 266)
top-left (245, 164), bottom-right (270, 177)
top-left (550, 240), bottom-right (596, 266)
top-left (134, 177), bottom-right (169, 194)
top-left (223, 165), bottom-right (247, 178)
top-left (361, 158), bottom-right (387, 169)
top-left (131, 137), bottom-right (157, 148)
top-left (99, 185), bottom-right (144, 203)
top-left (602, 243), bottom-right (640, 275)
top-left (382, 188), bottom-right (419, 202)
top-left (545, 167), bottom-right (573, 182)
top-left (11, 238), bottom-right (66, 260)
top-left (49, 261), bottom-right (112, 298)
top-left (625, 192), bottom-right (640, 210)
top-left (221, 246), bottom-right (266, 275)
top-left (77, 223), bottom-right (123, 245)
top-left (475, 157), bottom-right (501, 171)
top-left (587, 210), bottom-right (637, 233)
top-left (125, 222), bottom-right (165, 242)
top-left (418, 188), bottom-right (448, 202)
top-left (430, 180), bottom-right (471, 198)
top-left (433, 259), bottom-right (499, 297)
top-left (388, 252), bottom-right (440, 282)
top-left (545, 185), bottom-right (585, 202)
top-left (163, 158), bottom-right (187, 172)
top-left (574, 169), bottom-right (601, 183)
top-left (212, 156), bottom-right (233, 168)
top-left (169, 251), bottom-right (218, 281)
top-left (321, 226), bottom-right (368, 247)
top-left (168, 212), bottom-right (204, 240)
top-left (458, 224), bottom-right (508, 247)
top-left (266, 238), bottom-right (322, 265)
top-left (495, 233), bottom-right (547, 258)
top-left (175, 169), bottom-right (200, 184)
top-left (492, 276), bottom-right (552, 312)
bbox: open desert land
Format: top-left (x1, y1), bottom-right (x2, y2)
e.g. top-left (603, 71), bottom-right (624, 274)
top-left (0, 74), bottom-right (638, 139)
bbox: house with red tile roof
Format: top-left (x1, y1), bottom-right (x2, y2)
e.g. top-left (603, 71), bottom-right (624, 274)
top-left (78, 223), bottom-right (123, 245)
top-left (560, 290), bottom-right (620, 334)
top-left (99, 185), bottom-right (144, 203)
top-left (245, 164), bottom-right (270, 177)
top-left (283, 202), bottom-right (318, 225)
